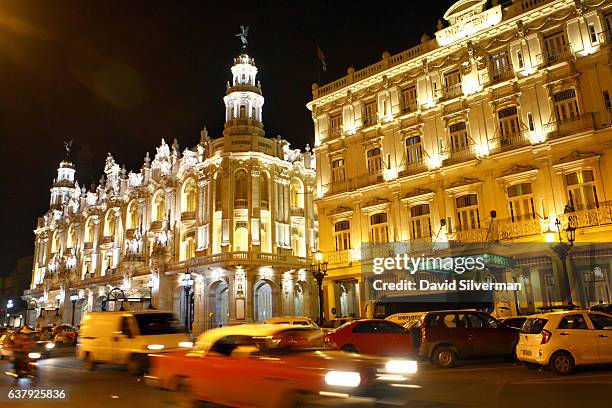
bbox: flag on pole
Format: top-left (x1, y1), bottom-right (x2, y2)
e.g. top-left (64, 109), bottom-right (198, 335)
top-left (316, 45), bottom-right (327, 71)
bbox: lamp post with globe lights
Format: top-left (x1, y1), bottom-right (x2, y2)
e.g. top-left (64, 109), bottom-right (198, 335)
top-left (70, 294), bottom-right (79, 326)
top-left (181, 271), bottom-right (194, 332)
top-left (147, 279), bottom-right (155, 309)
top-left (545, 216), bottom-right (577, 307)
top-left (309, 251), bottom-right (328, 326)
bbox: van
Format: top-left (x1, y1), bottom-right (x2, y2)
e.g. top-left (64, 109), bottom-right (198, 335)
top-left (77, 311), bottom-right (192, 374)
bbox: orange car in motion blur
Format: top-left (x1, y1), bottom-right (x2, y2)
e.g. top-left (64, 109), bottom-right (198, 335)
top-left (146, 324), bottom-right (418, 407)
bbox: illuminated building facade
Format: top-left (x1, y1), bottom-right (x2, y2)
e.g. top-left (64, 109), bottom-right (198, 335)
top-left (308, 0), bottom-right (612, 318)
top-left (25, 52), bottom-right (318, 332)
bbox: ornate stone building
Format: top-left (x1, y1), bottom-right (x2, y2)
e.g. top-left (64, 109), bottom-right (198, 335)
top-left (309, 0), bottom-right (612, 318)
top-left (25, 51), bottom-right (318, 332)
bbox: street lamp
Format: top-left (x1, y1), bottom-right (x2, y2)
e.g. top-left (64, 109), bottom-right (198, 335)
top-left (309, 251), bottom-right (328, 325)
top-left (180, 271), bottom-right (194, 332)
top-left (147, 280), bottom-right (155, 310)
top-left (6, 300), bottom-right (13, 326)
top-left (70, 294), bottom-right (79, 326)
top-left (551, 217), bottom-right (577, 307)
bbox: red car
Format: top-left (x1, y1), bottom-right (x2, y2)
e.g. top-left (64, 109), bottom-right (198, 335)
top-left (325, 319), bottom-right (413, 356)
top-left (146, 324), bottom-right (419, 408)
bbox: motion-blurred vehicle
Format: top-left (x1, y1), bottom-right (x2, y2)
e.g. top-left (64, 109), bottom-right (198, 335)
top-left (517, 311), bottom-right (612, 375)
top-left (1, 329), bottom-right (53, 361)
top-left (52, 324), bottom-right (78, 344)
top-left (417, 310), bottom-right (518, 368)
top-left (11, 351), bottom-right (40, 382)
top-left (590, 303), bottom-right (612, 316)
top-left (499, 316), bottom-right (528, 330)
top-left (38, 325), bottom-right (56, 341)
top-left (324, 319), bottom-right (413, 356)
top-left (264, 316), bottom-right (318, 327)
top-left (0, 332), bottom-right (14, 359)
top-left (77, 311), bottom-right (193, 374)
top-left (146, 324), bottom-right (418, 407)
top-left (321, 317), bottom-right (361, 330)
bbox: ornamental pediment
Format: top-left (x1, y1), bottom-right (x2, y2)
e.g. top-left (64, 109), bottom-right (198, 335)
top-left (327, 206), bottom-right (354, 218)
top-left (447, 176), bottom-right (481, 189)
top-left (362, 197), bottom-right (391, 213)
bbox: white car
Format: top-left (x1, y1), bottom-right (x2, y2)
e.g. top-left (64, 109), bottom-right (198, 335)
top-left (263, 316), bottom-right (319, 327)
top-left (516, 310), bottom-right (612, 374)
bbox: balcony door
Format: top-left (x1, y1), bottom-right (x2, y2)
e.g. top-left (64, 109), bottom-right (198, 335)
top-left (553, 89), bottom-right (579, 122)
top-left (544, 31), bottom-right (568, 62)
top-left (507, 183), bottom-right (535, 222)
top-left (456, 194), bottom-right (481, 231)
top-left (449, 122), bottom-right (469, 152)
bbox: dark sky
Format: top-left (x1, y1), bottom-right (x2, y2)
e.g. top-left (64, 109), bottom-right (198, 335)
top-left (0, 0), bottom-right (454, 275)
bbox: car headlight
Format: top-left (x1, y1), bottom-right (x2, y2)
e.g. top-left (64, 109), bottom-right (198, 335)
top-left (28, 352), bottom-right (41, 359)
top-left (324, 371), bottom-right (361, 388)
top-left (45, 342), bottom-right (56, 350)
top-left (147, 344), bottom-right (165, 350)
top-left (178, 341), bottom-right (193, 348)
top-left (385, 359), bottom-right (418, 374)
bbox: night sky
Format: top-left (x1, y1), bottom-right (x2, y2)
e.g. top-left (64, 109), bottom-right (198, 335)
top-left (0, 0), bottom-right (454, 275)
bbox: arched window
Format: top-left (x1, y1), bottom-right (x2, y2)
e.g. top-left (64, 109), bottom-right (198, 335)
top-left (239, 105), bottom-right (246, 118)
top-left (215, 173), bottom-right (223, 211)
top-left (51, 231), bottom-right (60, 254)
top-left (260, 172), bottom-right (269, 209)
top-left (410, 204), bottom-right (432, 239)
top-left (234, 170), bottom-right (248, 208)
top-left (507, 183), bottom-right (535, 221)
top-left (127, 201), bottom-right (139, 230)
top-left (152, 190), bottom-right (166, 222)
top-left (334, 220), bottom-right (351, 251)
top-left (369, 213), bottom-right (389, 243)
top-left (290, 179), bottom-right (303, 209)
top-left (182, 178), bottom-right (198, 212)
top-left (85, 218), bottom-right (95, 243)
top-left (67, 226), bottom-right (76, 249)
top-left (251, 106), bottom-right (257, 120)
top-left (104, 210), bottom-right (115, 237)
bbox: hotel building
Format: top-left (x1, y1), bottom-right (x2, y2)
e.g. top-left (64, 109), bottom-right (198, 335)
top-left (308, 0), bottom-right (612, 318)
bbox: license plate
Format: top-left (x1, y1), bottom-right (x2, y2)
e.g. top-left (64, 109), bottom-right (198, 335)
top-left (522, 350), bottom-right (532, 356)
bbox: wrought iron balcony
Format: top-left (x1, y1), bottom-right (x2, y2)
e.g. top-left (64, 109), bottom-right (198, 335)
top-left (488, 130), bottom-right (530, 154)
top-left (482, 65), bottom-right (514, 85)
top-left (598, 30), bottom-right (612, 45)
top-left (435, 83), bottom-right (463, 101)
top-left (362, 115), bottom-right (378, 127)
top-left (321, 126), bottom-right (343, 140)
top-left (234, 199), bottom-right (248, 209)
top-left (446, 228), bottom-right (489, 243)
top-left (497, 217), bottom-right (543, 240)
top-left (401, 100), bottom-right (417, 114)
top-left (537, 45), bottom-right (573, 66)
top-left (399, 158), bottom-right (427, 177)
top-left (544, 113), bottom-right (594, 139)
top-left (557, 201), bottom-right (612, 230)
top-left (441, 144), bottom-right (475, 165)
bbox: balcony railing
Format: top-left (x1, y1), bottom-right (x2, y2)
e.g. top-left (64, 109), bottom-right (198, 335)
top-left (544, 113), bottom-right (594, 139)
top-left (497, 217), bottom-right (543, 240)
top-left (447, 228), bottom-right (489, 243)
top-left (362, 115), bottom-right (378, 127)
top-left (488, 130), bottom-right (531, 154)
top-left (441, 144), bottom-right (475, 165)
top-left (482, 65), bottom-right (514, 85)
top-left (181, 211), bottom-right (196, 221)
top-left (321, 126), bottom-right (343, 140)
top-left (598, 30), bottom-right (612, 44)
top-left (401, 100), bottom-right (417, 114)
top-left (399, 158), bottom-right (427, 176)
top-left (537, 45), bottom-right (573, 66)
top-left (558, 201), bottom-right (612, 230)
top-left (234, 199), bottom-right (248, 209)
top-left (435, 83), bottom-right (463, 101)
top-left (324, 249), bottom-right (354, 265)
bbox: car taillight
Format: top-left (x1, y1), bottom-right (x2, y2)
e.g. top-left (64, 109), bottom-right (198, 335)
top-left (421, 326), bottom-right (427, 343)
top-left (541, 329), bottom-right (552, 344)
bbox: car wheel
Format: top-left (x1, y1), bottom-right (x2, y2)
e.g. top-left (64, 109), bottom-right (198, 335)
top-left (174, 378), bottom-right (200, 408)
top-left (340, 344), bottom-right (359, 354)
top-left (549, 351), bottom-right (574, 375)
top-left (127, 354), bottom-right (147, 376)
top-left (432, 346), bottom-right (456, 368)
top-left (83, 353), bottom-right (96, 371)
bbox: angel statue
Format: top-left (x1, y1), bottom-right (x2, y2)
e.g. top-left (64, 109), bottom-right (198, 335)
top-left (64, 139), bottom-right (74, 158)
top-left (236, 25), bottom-right (249, 49)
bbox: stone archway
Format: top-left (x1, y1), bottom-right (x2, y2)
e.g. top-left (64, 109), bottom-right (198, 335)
top-left (254, 279), bottom-right (274, 322)
top-left (73, 298), bottom-right (87, 327)
top-left (207, 280), bottom-right (229, 329)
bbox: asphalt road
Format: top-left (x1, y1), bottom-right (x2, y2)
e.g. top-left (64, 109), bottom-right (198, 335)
top-left (0, 347), bottom-right (611, 408)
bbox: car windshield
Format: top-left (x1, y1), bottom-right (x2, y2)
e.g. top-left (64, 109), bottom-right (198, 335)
top-left (134, 313), bottom-right (185, 335)
top-left (520, 318), bottom-right (548, 334)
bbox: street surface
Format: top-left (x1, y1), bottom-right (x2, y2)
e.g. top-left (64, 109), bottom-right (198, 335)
top-left (0, 347), bottom-right (611, 407)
